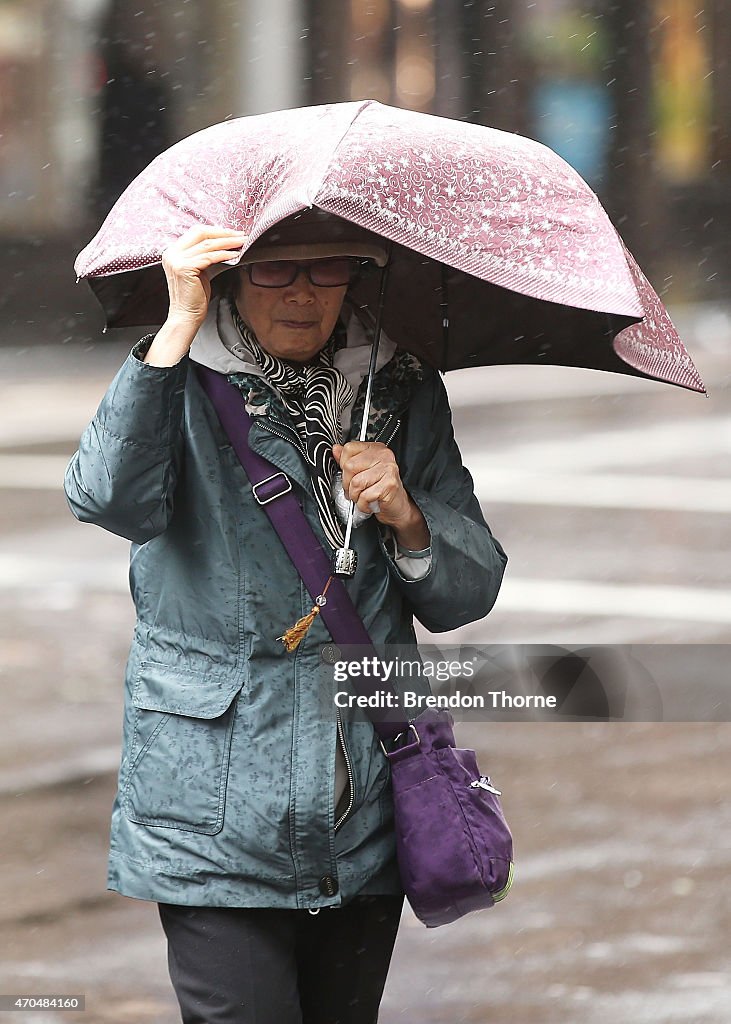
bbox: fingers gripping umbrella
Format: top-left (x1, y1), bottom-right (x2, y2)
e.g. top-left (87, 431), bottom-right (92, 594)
top-left (76, 100), bottom-right (704, 396)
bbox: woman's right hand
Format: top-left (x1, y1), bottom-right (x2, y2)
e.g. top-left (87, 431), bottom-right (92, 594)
top-left (162, 225), bottom-right (247, 328)
top-left (144, 226), bottom-right (247, 367)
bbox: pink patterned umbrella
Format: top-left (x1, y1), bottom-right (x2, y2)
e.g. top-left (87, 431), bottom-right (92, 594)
top-left (75, 100), bottom-right (704, 392)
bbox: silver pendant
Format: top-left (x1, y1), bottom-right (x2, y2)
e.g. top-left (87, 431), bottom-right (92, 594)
top-left (332, 548), bottom-right (358, 577)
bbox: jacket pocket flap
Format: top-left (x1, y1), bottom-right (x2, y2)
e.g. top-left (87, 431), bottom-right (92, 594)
top-left (133, 661), bottom-right (242, 718)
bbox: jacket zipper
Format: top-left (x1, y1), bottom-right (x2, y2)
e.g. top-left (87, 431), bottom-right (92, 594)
top-left (256, 418), bottom-right (308, 461)
top-left (334, 711), bottom-right (355, 832)
top-left (376, 417), bottom-right (400, 447)
top-left (329, 403), bottom-right (395, 832)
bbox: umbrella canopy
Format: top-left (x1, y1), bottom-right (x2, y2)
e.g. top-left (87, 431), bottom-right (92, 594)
top-left (75, 100), bottom-right (704, 393)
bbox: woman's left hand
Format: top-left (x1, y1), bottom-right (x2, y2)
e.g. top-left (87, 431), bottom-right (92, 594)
top-left (333, 442), bottom-right (430, 550)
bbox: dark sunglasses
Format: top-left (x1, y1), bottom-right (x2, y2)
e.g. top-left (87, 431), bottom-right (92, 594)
top-left (244, 257), bottom-right (374, 288)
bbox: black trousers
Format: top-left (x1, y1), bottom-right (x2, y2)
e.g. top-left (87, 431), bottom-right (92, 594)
top-left (158, 896), bottom-right (403, 1024)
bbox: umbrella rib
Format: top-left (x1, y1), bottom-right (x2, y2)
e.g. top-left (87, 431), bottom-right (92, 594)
top-left (311, 99), bottom-right (375, 209)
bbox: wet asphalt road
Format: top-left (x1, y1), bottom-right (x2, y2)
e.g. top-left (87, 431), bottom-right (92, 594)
top-left (0, 328), bottom-right (730, 1023)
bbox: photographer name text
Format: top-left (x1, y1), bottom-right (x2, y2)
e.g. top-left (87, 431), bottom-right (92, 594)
top-left (333, 690), bottom-right (557, 710)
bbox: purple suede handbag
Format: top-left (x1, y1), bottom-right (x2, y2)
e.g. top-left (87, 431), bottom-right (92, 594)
top-left (384, 710), bottom-right (514, 926)
top-left (197, 364), bottom-right (515, 928)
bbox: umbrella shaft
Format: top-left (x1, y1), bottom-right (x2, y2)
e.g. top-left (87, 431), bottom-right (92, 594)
top-left (343, 257), bottom-right (391, 543)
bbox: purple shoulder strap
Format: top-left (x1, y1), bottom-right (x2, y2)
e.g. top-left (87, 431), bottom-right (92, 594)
top-left (195, 363), bottom-right (404, 740)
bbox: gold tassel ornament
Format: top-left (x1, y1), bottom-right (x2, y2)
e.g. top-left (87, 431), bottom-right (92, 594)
top-left (278, 576), bottom-right (334, 652)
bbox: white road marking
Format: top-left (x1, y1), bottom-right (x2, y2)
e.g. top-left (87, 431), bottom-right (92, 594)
top-left (3, 451), bottom-right (730, 519)
top-left (0, 523), bottom-right (130, 592)
top-left (0, 454), bottom-right (70, 489)
top-left (0, 551), bottom-right (129, 592)
top-left (472, 470), bottom-right (731, 513)
top-left (0, 746), bottom-right (120, 796)
top-left (1, 539), bottom-right (729, 626)
top-left (498, 577), bottom-right (731, 624)
top-left (463, 416), bottom-right (730, 472)
top-left (445, 363), bottom-right (673, 405)
top-left (0, 381), bottom-right (108, 447)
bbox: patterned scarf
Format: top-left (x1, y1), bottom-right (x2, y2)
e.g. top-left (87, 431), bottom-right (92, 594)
top-left (225, 301), bottom-right (426, 550)
top-left (228, 304), bottom-right (353, 549)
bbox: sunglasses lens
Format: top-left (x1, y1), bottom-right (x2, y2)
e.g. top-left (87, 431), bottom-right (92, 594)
top-left (248, 261), bottom-right (297, 287)
top-left (308, 258), bottom-right (356, 286)
top-left (247, 257), bottom-right (363, 287)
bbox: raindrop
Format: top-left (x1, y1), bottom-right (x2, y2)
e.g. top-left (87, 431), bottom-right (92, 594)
top-left (671, 876), bottom-right (695, 896)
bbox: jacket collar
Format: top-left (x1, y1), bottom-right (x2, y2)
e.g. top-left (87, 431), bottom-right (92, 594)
top-left (189, 295), bottom-right (396, 433)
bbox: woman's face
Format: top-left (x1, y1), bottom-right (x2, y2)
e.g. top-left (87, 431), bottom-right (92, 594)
top-left (234, 263), bottom-right (348, 363)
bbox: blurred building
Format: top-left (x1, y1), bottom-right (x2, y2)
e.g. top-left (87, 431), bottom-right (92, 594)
top-left (0, 0), bottom-right (728, 343)
top-left (302, 0), bottom-right (730, 298)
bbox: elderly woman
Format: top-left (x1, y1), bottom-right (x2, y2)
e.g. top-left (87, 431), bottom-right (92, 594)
top-left (65, 213), bottom-right (507, 1024)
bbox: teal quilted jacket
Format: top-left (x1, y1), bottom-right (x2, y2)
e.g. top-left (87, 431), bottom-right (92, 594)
top-left (64, 347), bottom-right (507, 909)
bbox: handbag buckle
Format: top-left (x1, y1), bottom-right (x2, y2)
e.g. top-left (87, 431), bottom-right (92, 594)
top-left (252, 472), bottom-right (292, 505)
top-left (379, 722), bottom-right (419, 758)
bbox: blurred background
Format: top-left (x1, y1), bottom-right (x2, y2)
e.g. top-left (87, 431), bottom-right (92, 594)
top-left (1, 1), bottom-right (730, 1022)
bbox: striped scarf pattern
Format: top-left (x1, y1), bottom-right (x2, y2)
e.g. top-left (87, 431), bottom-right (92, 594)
top-left (229, 305), bottom-right (353, 549)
